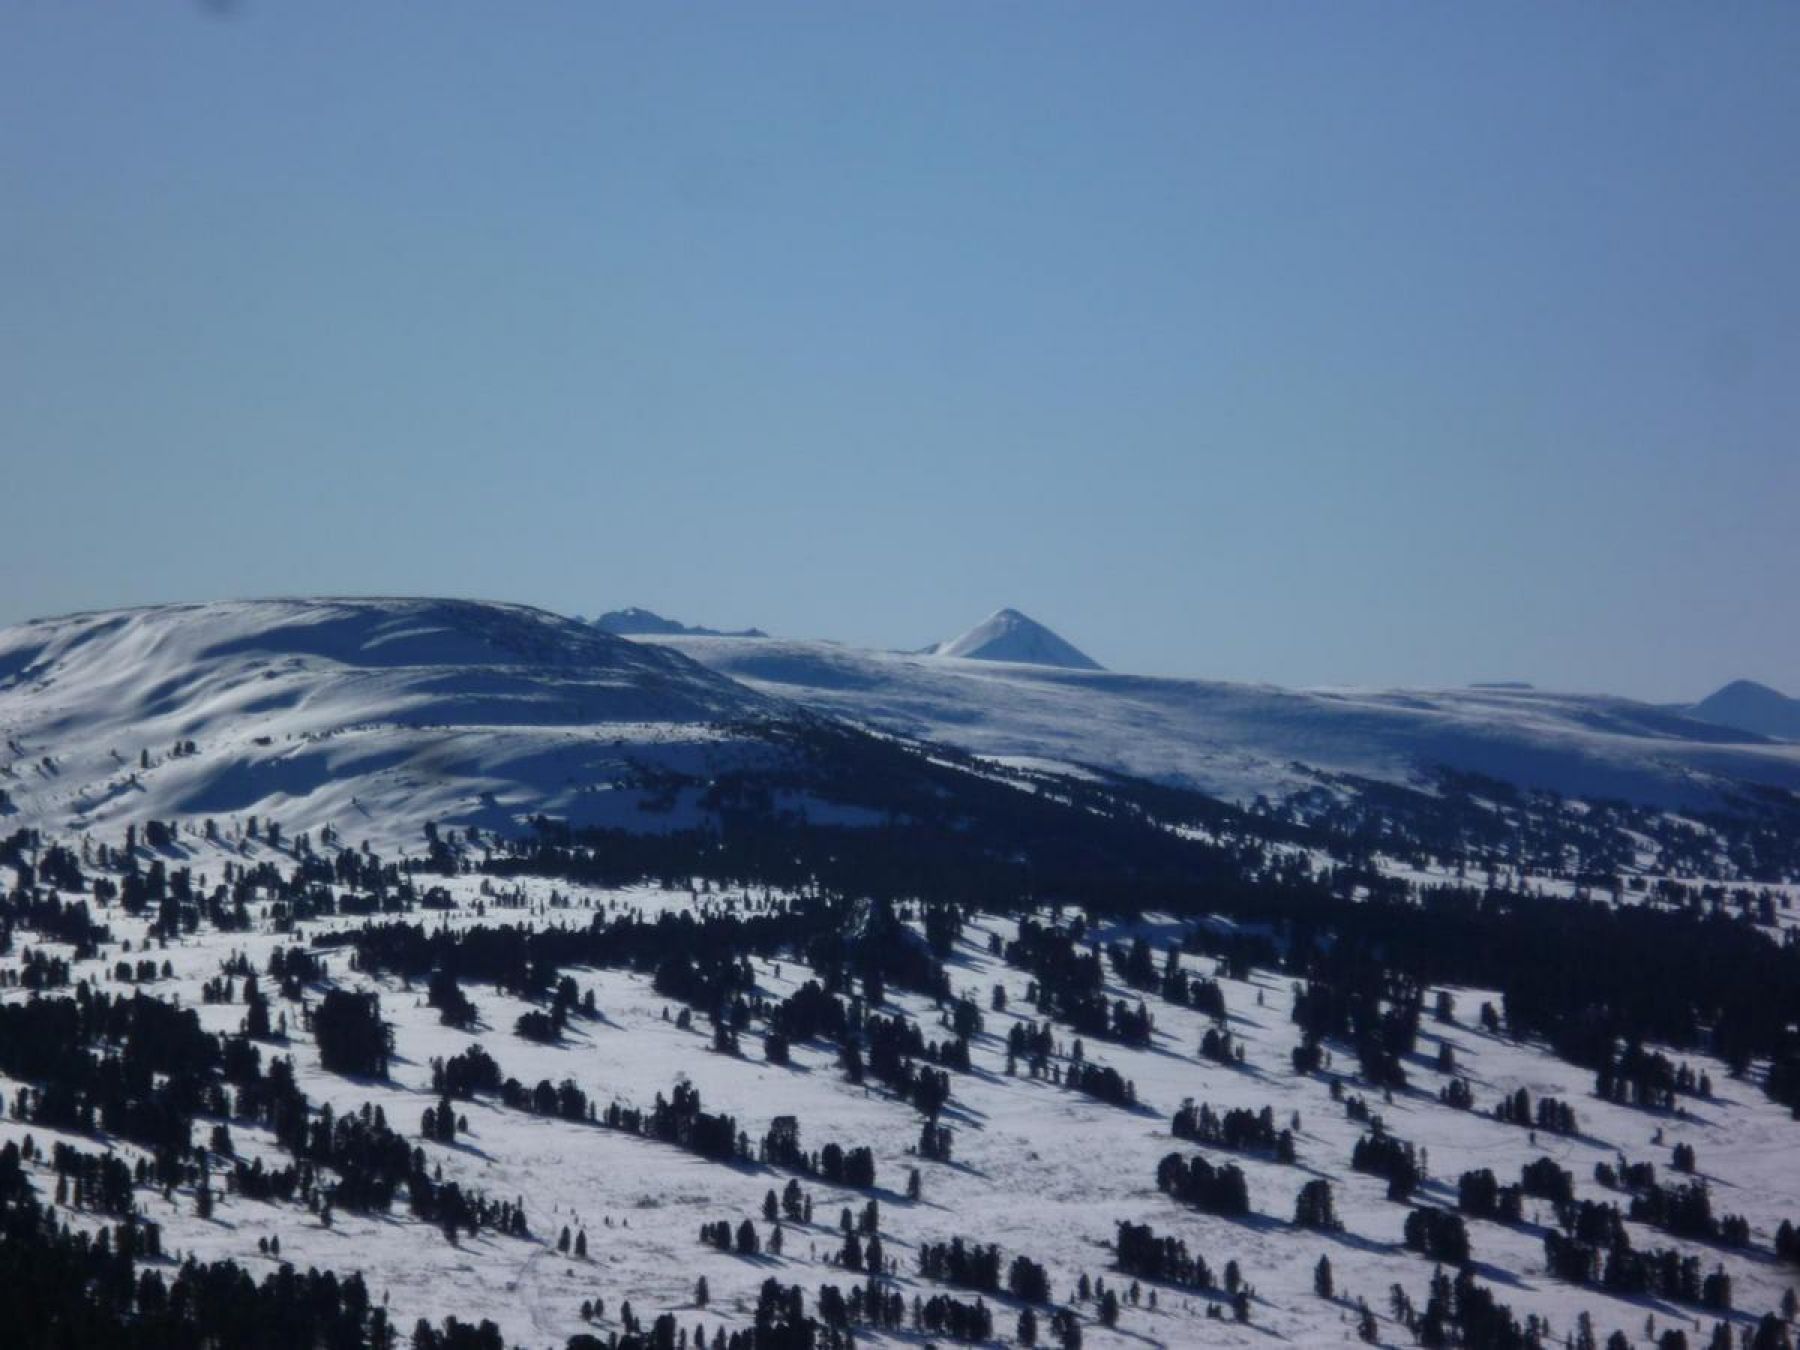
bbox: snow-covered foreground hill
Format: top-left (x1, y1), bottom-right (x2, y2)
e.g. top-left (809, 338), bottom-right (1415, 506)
top-left (2, 596), bottom-right (1798, 1349)
top-left (3, 845), bottom-right (1797, 1349)
top-left (645, 634), bottom-right (1800, 811)
top-left (0, 599), bottom-right (787, 852)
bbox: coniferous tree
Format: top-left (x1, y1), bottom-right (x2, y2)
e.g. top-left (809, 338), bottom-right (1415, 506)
top-left (1293, 1179), bottom-right (1339, 1231)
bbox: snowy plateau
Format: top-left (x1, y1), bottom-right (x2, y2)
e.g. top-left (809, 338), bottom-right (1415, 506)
top-left (1, 596), bottom-right (1798, 1350)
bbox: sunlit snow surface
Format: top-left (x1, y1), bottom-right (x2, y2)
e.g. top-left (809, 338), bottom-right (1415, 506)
top-left (0, 599), bottom-right (780, 852)
top-left (649, 634), bottom-right (1800, 810)
top-left (3, 598), bottom-right (1799, 1345)
top-left (2, 854), bottom-right (1797, 1347)
top-left (6, 598), bottom-right (1800, 857)
top-left (930, 608), bottom-right (1104, 672)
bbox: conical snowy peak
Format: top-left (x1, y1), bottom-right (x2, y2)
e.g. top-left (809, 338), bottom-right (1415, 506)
top-left (1689, 678), bottom-right (1800, 741)
top-left (932, 608), bottom-right (1103, 670)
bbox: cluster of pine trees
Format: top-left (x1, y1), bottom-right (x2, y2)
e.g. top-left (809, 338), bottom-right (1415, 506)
top-left (1457, 1167), bottom-right (1525, 1223)
top-left (0, 1137), bottom-right (414, 1348)
top-left (1113, 1219), bottom-right (1234, 1291)
top-left (1402, 1206), bottom-right (1471, 1265)
top-left (1171, 1098), bottom-right (1296, 1161)
top-left (1544, 1201), bottom-right (1734, 1310)
top-left (1350, 1127), bottom-right (1421, 1201)
top-left (1154, 1152), bottom-right (1250, 1217)
top-left (1493, 1085), bottom-right (1577, 1136)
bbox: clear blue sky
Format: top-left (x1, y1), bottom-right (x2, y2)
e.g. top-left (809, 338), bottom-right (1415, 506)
top-left (3, 4), bottom-right (1795, 699)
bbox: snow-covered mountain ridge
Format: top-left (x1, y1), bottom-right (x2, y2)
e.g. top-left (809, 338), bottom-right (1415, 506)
top-left (0, 598), bottom-right (779, 849)
top-left (4, 595), bottom-right (1797, 853)
top-left (644, 633), bottom-right (1800, 810)
top-left (1686, 678), bottom-right (1800, 742)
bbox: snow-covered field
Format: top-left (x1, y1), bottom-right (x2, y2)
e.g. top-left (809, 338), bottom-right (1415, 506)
top-left (3, 846), bottom-right (1796, 1348)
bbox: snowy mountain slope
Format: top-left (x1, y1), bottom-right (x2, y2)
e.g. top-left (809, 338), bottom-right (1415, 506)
top-left (1687, 679), bottom-right (1800, 742)
top-left (0, 598), bottom-right (783, 849)
top-left (2, 600), bottom-right (1798, 1348)
top-left (643, 634), bottom-right (1800, 810)
top-left (5, 859), bottom-right (1798, 1348)
top-left (7, 594), bottom-right (1794, 861)
top-left (931, 608), bottom-right (1104, 670)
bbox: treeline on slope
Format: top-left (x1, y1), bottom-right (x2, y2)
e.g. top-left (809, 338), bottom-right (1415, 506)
top-left (16, 800), bottom-right (1800, 1144)
top-left (1269, 767), bottom-right (1800, 888)
top-left (569, 1274), bottom-right (1027, 1350)
top-left (0, 971), bottom-right (525, 1243)
top-left (340, 894), bottom-right (949, 1018)
top-left (494, 744), bottom-right (1800, 1115)
top-left (11, 731), bottom-right (1800, 1158)
top-left (341, 902), bottom-right (974, 1123)
top-left (1280, 886), bottom-right (1800, 1115)
top-left (0, 1135), bottom-right (506, 1349)
top-left (494, 710), bottom-right (1280, 911)
top-left (19, 705), bottom-right (1800, 1114)
top-left (0, 1129), bottom-right (843, 1350)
